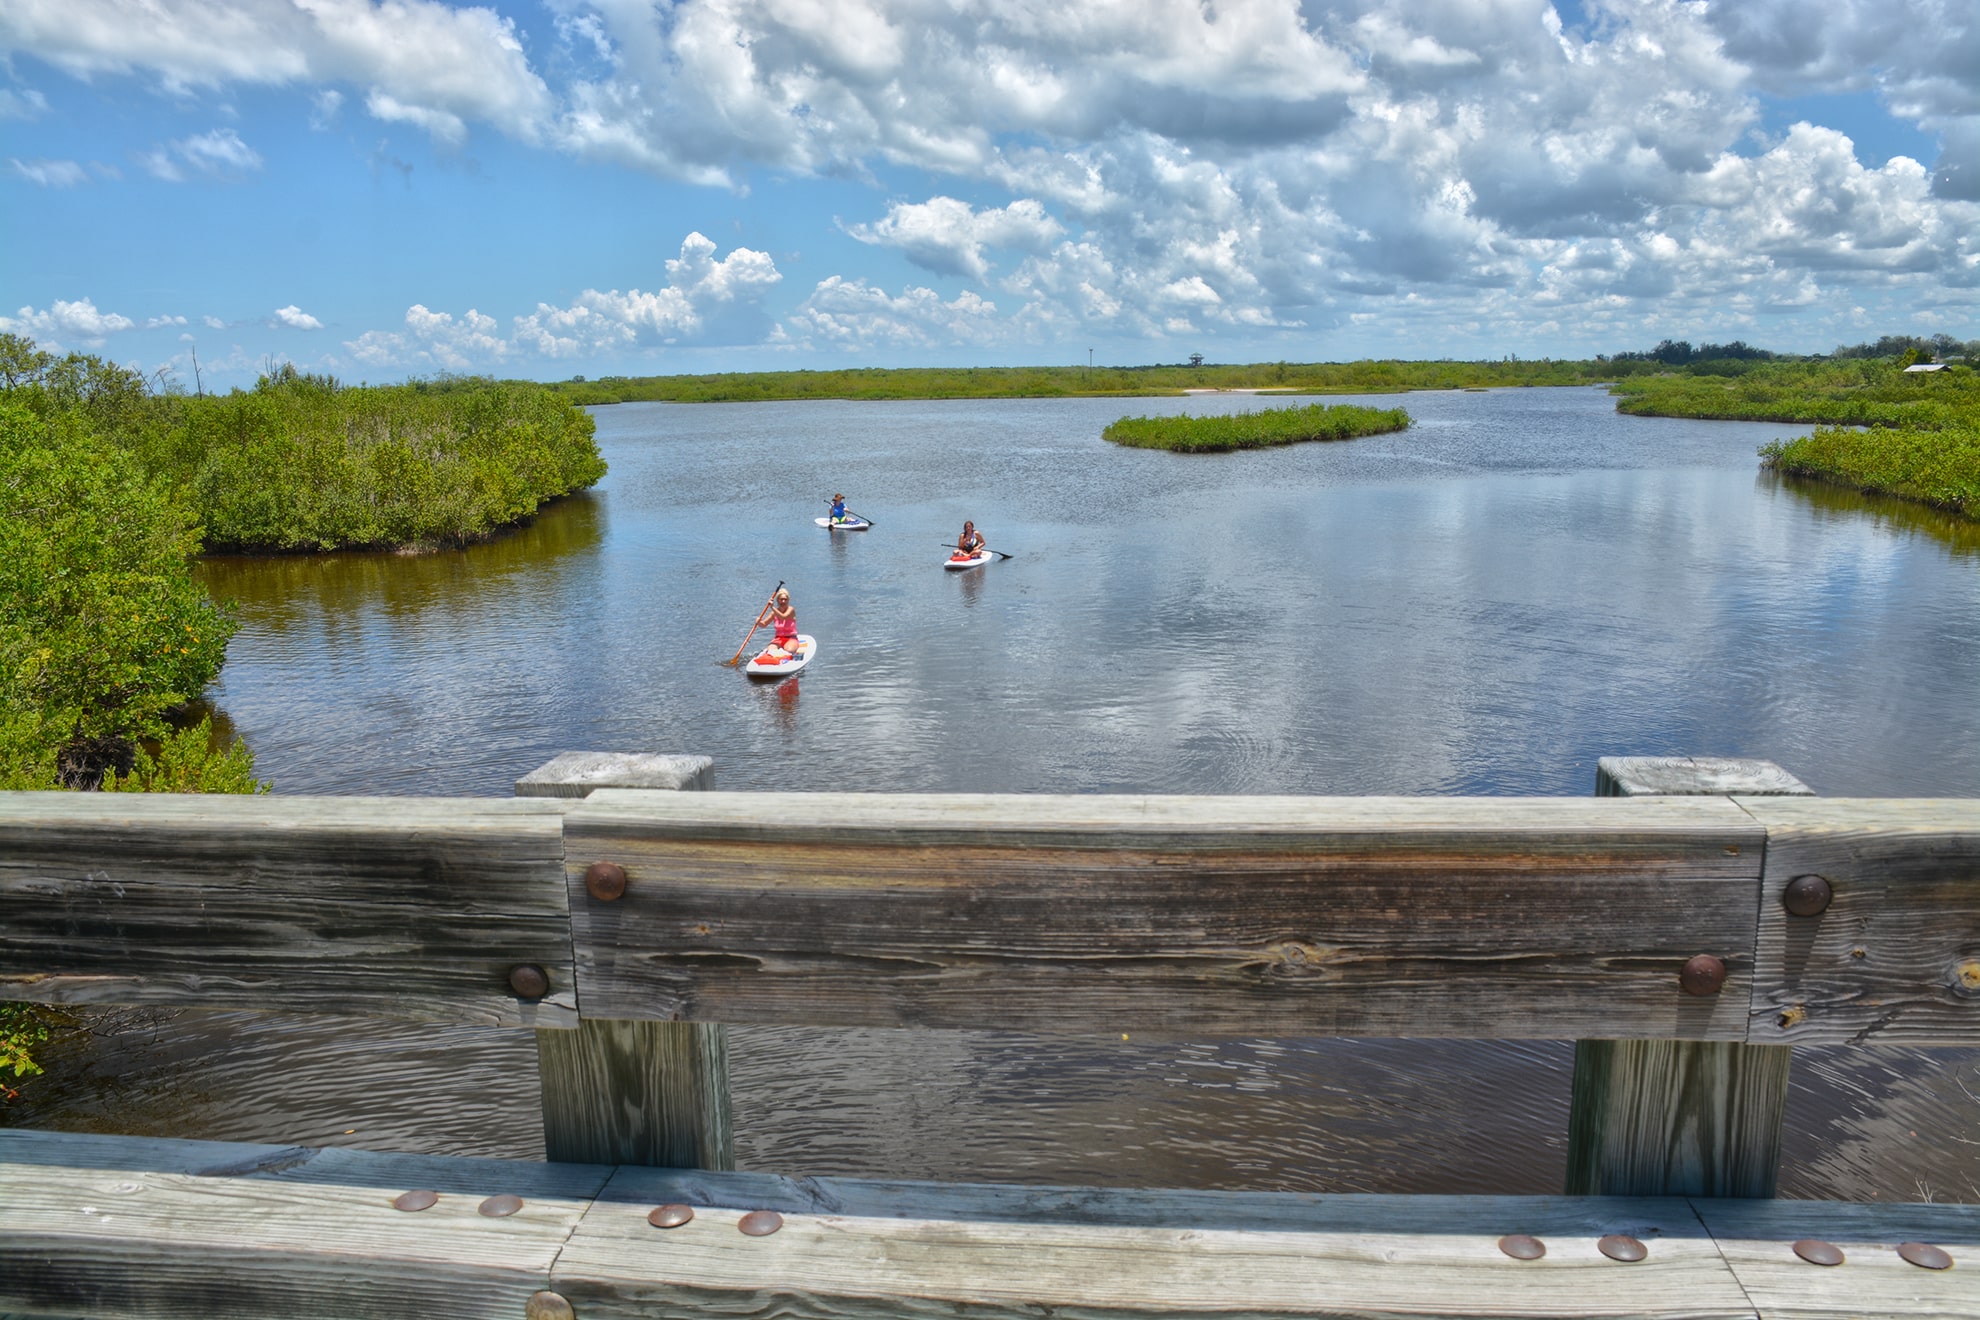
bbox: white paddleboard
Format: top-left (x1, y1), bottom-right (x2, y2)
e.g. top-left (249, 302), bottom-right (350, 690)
top-left (945, 549), bottom-right (993, 570)
top-left (745, 634), bottom-right (815, 677)
top-left (815, 515), bottom-right (871, 530)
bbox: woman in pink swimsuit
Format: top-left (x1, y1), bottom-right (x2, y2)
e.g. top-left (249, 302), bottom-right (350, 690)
top-left (763, 588), bottom-right (799, 657)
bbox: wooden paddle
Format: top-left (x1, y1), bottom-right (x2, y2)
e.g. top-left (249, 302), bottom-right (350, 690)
top-left (936, 543), bottom-right (1014, 559)
top-left (721, 580), bottom-right (784, 666)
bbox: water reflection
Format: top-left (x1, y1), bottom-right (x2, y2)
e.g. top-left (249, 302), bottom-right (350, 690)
top-left (1761, 471), bottom-right (1980, 559)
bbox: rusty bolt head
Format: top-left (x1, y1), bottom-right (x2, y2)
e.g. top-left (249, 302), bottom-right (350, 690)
top-left (1792, 1239), bottom-right (1845, 1266)
top-left (1680, 954), bottom-right (1727, 996)
top-left (1598, 1234), bottom-right (1648, 1262)
top-left (508, 964), bottom-right (549, 999)
top-left (1898, 1242), bottom-right (1953, 1270)
top-left (524, 1291), bottom-right (576, 1320)
top-left (1783, 874), bottom-right (1833, 917)
top-left (479, 1194), bottom-right (524, 1218)
top-left (391, 1189), bottom-right (439, 1212)
top-left (738, 1209), bottom-right (784, 1237)
top-left (1499, 1234), bottom-right (1546, 1260)
top-left (648, 1203), bottom-right (695, 1229)
top-left (585, 861), bottom-right (628, 902)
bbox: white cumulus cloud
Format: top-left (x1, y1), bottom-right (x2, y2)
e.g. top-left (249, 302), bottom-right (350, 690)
top-left (0, 296), bottom-right (139, 346)
top-left (343, 232), bottom-right (782, 368)
top-left (273, 304), bottom-right (323, 330)
top-left (846, 197), bottom-right (1065, 280)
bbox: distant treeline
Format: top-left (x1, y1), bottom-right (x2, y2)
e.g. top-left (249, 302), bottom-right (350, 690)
top-left (546, 359), bottom-right (1612, 404)
top-left (1104, 402), bottom-right (1411, 453)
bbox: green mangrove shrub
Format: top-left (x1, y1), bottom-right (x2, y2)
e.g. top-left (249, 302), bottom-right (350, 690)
top-left (1103, 401), bottom-right (1412, 452)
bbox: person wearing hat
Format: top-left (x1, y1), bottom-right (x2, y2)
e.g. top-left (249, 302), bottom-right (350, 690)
top-left (828, 493), bottom-right (850, 524)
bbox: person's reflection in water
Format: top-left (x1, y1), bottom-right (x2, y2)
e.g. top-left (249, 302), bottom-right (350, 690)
top-left (759, 675), bottom-right (799, 732)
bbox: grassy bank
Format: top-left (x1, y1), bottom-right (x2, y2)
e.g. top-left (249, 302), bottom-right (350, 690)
top-left (1104, 401), bottom-right (1411, 453)
top-left (549, 358), bottom-right (1610, 404)
top-left (1762, 426), bottom-right (1980, 519)
top-left (1612, 357), bottom-right (1980, 520)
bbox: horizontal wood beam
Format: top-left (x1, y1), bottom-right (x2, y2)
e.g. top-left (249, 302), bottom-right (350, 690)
top-left (7, 1129), bottom-right (1977, 1320)
top-left (563, 791), bottom-right (1768, 1038)
top-left (0, 793), bottom-right (578, 1028)
top-left (1741, 797), bottom-right (1980, 1047)
top-left (3, 791), bottom-right (1978, 1044)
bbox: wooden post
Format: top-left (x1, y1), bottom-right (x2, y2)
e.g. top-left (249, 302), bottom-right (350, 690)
top-left (1566, 756), bottom-right (1809, 1197)
top-left (518, 752), bottom-right (734, 1169)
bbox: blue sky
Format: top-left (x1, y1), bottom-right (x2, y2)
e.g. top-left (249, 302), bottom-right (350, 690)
top-left (3, 0), bottom-right (1977, 388)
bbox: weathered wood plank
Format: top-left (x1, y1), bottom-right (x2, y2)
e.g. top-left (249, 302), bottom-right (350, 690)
top-left (537, 1020), bottom-right (735, 1168)
top-left (562, 1167), bottom-right (1751, 1320)
top-left (1565, 1040), bottom-right (1792, 1197)
top-left (516, 751), bottom-right (714, 797)
top-left (1598, 758), bottom-right (1813, 799)
top-left (0, 792), bottom-right (577, 1027)
top-left (0, 1129), bottom-right (611, 1320)
top-left (1571, 757), bottom-right (1807, 1198)
top-left (1737, 798), bottom-right (1980, 1046)
top-left (1694, 1199), bottom-right (1980, 1319)
top-left (563, 792), bottom-right (1765, 1038)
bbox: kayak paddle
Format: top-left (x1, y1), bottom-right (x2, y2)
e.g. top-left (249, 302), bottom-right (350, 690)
top-left (823, 500), bottom-right (874, 527)
top-left (937, 544), bottom-right (1014, 560)
top-left (721, 580), bottom-right (784, 666)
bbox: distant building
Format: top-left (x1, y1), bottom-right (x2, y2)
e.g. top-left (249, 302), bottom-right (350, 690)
top-left (1901, 363), bottom-right (1949, 373)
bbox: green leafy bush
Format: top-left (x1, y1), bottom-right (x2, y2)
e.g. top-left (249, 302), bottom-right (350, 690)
top-left (1762, 426), bottom-right (1980, 519)
top-left (1102, 402), bottom-right (1412, 452)
top-left (0, 400), bottom-right (245, 788)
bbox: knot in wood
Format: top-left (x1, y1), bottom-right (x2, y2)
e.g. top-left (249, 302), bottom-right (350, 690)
top-left (1262, 941), bottom-right (1337, 979)
top-left (1955, 961), bottom-right (1980, 995)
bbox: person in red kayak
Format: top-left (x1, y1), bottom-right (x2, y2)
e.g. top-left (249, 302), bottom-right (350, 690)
top-left (759, 587), bottom-right (799, 659)
top-left (955, 521), bottom-right (986, 558)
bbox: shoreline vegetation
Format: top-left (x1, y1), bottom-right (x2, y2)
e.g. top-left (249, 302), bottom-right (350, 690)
top-left (547, 358), bottom-right (1613, 404)
top-left (1611, 352), bottom-right (1979, 520)
top-left (1104, 401), bottom-right (1412, 453)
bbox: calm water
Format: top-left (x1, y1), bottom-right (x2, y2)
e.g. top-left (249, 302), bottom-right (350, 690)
top-left (12, 386), bottom-right (1980, 1200)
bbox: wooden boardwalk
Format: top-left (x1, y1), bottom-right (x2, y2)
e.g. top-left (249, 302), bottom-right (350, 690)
top-left (4, 1129), bottom-right (1975, 1319)
top-left (5, 769), bottom-right (1979, 1316)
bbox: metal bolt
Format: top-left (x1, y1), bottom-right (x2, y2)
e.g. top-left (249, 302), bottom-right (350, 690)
top-left (508, 964), bottom-right (549, 999)
top-left (585, 861), bottom-right (628, 902)
top-left (1680, 954), bottom-right (1727, 997)
top-left (738, 1209), bottom-right (784, 1236)
top-left (1792, 1239), bottom-right (1844, 1266)
top-left (1598, 1234), bottom-right (1648, 1262)
top-left (524, 1291), bottom-right (575, 1320)
top-left (479, 1194), bottom-right (524, 1218)
top-left (391, 1189), bottom-right (439, 1212)
top-left (648, 1203), bottom-right (695, 1229)
top-left (1498, 1234), bottom-right (1545, 1260)
top-left (1897, 1242), bottom-right (1953, 1270)
top-left (1783, 874), bottom-right (1833, 917)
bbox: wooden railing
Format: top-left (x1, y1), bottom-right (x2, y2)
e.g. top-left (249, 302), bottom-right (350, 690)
top-left (7, 784), bottom-right (1977, 1045)
top-left (4, 760), bottom-right (1978, 1318)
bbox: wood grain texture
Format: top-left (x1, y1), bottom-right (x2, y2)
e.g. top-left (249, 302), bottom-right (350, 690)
top-left (563, 793), bottom-right (1765, 1038)
top-left (1737, 799), bottom-right (1980, 1046)
top-left (537, 1019), bottom-right (735, 1168)
top-left (0, 1129), bottom-right (611, 1320)
top-left (1597, 759), bottom-right (1813, 798)
top-left (0, 792), bottom-right (577, 1027)
top-left (564, 1168), bottom-right (1750, 1320)
top-left (1694, 1199), bottom-right (1980, 1320)
top-left (1565, 1040), bottom-right (1792, 1197)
